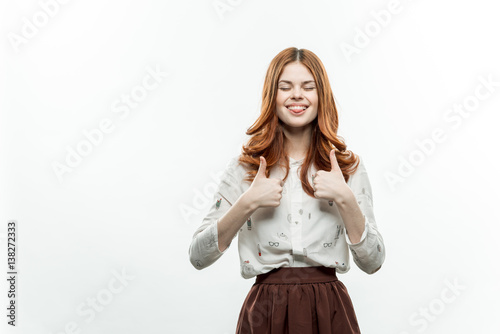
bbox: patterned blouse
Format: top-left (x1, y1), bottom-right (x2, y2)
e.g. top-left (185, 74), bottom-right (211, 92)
top-left (188, 154), bottom-right (386, 279)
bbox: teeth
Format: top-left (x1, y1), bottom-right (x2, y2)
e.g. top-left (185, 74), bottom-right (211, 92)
top-left (287, 106), bottom-right (307, 111)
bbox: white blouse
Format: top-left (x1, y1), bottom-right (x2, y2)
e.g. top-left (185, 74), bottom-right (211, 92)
top-left (188, 154), bottom-right (386, 279)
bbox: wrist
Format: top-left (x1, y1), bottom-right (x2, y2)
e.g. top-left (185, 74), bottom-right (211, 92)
top-left (239, 191), bottom-right (259, 213)
top-left (333, 186), bottom-right (355, 206)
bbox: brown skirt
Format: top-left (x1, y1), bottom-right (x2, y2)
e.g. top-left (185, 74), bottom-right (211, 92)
top-left (235, 266), bottom-right (361, 334)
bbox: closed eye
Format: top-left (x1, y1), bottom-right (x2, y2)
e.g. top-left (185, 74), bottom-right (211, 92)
top-left (279, 87), bottom-right (316, 91)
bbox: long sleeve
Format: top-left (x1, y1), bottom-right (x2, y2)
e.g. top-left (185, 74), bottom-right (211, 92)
top-left (188, 156), bottom-right (243, 270)
top-left (345, 155), bottom-right (386, 274)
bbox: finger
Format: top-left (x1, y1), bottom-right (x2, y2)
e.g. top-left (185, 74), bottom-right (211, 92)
top-left (256, 156), bottom-right (267, 178)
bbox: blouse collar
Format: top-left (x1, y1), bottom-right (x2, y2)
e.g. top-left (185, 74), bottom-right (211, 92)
top-left (289, 156), bottom-right (304, 166)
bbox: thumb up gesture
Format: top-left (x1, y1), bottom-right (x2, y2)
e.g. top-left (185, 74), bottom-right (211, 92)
top-left (312, 148), bottom-right (350, 203)
top-left (246, 156), bottom-right (284, 209)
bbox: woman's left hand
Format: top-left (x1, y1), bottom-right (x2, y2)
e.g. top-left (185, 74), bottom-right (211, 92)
top-left (312, 148), bottom-right (352, 203)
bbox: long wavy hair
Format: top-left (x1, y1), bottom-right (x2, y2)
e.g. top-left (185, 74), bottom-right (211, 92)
top-left (238, 47), bottom-right (360, 198)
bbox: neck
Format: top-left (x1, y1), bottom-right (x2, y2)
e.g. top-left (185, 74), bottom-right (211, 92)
top-left (283, 123), bottom-right (313, 160)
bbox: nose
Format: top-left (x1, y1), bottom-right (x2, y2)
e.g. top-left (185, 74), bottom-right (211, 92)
top-left (292, 86), bottom-right (303, 99)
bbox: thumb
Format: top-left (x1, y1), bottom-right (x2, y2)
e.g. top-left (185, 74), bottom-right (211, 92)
top-left (256, 156), bottom-right (267, 178)
top-left (330, 149), bottom-right (338, 172)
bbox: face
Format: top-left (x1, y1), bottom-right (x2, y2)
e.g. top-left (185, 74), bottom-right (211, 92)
top-left (275, 61), bottom-right (318, 133)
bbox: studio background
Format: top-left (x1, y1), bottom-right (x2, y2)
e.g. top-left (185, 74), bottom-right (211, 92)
top-left (1, 0), bottom-right (499, 333)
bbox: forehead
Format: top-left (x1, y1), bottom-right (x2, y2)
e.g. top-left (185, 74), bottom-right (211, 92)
top-left (279, 62), bottom-right (314, 82)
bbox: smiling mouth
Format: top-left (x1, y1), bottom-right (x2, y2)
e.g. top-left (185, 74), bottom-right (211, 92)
top-left (287, 105), bottom-right (308, 114)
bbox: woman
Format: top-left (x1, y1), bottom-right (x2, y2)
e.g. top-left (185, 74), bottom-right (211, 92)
top-left (188, 47), bottom-right (385, 333)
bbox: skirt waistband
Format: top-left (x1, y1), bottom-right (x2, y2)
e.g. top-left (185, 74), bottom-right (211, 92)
top-left (255, 266), bottom-right (338, 284)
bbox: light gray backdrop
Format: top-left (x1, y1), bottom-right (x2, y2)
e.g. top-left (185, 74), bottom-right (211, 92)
top-left (1, 0), bottom-right (499, 333)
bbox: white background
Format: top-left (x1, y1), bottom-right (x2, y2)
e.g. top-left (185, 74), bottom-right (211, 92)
top-left (1, 0), bottom-right (499, 333)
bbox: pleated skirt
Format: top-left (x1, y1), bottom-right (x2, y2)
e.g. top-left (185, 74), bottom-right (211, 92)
top-left (235, 266), bottom-right (361, 334)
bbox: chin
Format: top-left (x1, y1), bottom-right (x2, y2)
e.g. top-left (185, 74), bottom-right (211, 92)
top-left (285, 121), bottom-right (313, 128)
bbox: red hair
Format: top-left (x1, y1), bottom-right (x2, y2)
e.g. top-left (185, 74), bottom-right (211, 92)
top-left (238, 47), bottom-right (360, 198)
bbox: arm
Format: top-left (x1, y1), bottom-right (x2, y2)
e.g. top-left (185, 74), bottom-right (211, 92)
top-left (335, 190), bottom-right (365, 244)
top-left (188, 155), bottom-right (282, 270)
top-left (188, 190), bottom-right (256, 270)
top-left (188, 156), bottom-right (244, 270)
top-left (338, 156), bottom-right (386, 275)
top-left (217, 193), bottom-right (257, 252)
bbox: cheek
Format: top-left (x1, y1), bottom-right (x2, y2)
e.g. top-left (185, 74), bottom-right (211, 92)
top-left (309, 107), bottom-right (318, 118)
top-left (308, 93), bottom-right (319, 105)
top-left (275, 94), bottom-right (286, 106)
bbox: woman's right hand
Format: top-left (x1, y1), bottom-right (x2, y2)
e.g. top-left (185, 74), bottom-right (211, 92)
top-left (245, 156), bottom-right (283, 209)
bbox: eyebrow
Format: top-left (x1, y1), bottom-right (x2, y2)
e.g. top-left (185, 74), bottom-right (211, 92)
top-left (278, 80), bottom-right (316, 84)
